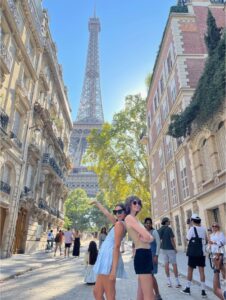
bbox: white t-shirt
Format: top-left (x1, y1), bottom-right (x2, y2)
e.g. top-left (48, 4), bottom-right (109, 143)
top-left (64, 231), bottom-right (73, 244)
top-left (210, 232), bottom-right (225, 254)
top-left (187, 226), bottom-right (207, 255)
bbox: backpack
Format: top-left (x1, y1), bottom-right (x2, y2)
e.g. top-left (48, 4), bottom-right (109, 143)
top-left (55, 233), bottom-right (60, 243)
top-left (186, 227), bottom-right (203, 257)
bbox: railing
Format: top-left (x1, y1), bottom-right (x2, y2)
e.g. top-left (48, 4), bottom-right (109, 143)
top-left (0, 43), bottom-right (13, 73)
top-left (7, 0), bottom-right (23, 31)
top-left (57, 137), bottom-right (64, 151)
top-left (0, 181), bottom-right (11, 195)
top-left (0, 109), bottom-right (9, 132)
top-left (10, 131), bottom-right (22, 148)
top-left (50, 207), bottom-right (58, 216)
top-left (42, 153), bottom-right (63, 179)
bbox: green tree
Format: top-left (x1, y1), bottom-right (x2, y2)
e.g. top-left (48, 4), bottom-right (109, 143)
top-left (204, 9), bottom-right (221, 55)
top-left (84, 94), bottom-right (151, 220)
top-left (64, 188), bottom-right (110, 231)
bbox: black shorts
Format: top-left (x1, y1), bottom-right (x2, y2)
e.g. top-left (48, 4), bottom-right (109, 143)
top-left (134, 248), bottom-right (153, 274)
top-left (188, 256), bottom-right (205, 268)
top-left (65, 243), bottom-right (71, 248)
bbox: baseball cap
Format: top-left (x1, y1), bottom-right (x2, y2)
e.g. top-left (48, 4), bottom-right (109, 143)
top-left (161, 217), bottom-right (170, 225)
top-left (190, 213), bottom-right (201, 221)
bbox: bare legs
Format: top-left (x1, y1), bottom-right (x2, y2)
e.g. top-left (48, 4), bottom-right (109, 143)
top-left (136, 275), bottom-right (154, 300)
top-left (93, 275), bottom-right (116, 300)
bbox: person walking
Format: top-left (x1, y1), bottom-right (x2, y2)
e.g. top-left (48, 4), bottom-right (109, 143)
top-left (73, 230), bottom-right (81, 257)
top-left (90, 199), bottom-right (127, 300)
top-left (158, 217), bottom-right (181, 288)
top-left (84, 240), bottom-right (98, 285)
top-left (144, 217), bottom-right (162, 300)
top-left (64, 227), bottom-right (73, 257)
top-left (181, 213), bottom-right (208, 298)
top-left (54, 229), bottom-right (63, 256)
top-left (98, 227), bottom-right (107, 249)
top-left (47, 229), bottom-right (54, 250)
top-left (124, 195), bottom-right (154, 300)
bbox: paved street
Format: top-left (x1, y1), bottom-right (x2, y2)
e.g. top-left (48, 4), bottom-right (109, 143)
top-left (0, 244), bottom-right (218, 300)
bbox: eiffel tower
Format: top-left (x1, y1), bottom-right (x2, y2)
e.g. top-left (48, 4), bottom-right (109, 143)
top-left (66, 13), bottom-right (104, 197)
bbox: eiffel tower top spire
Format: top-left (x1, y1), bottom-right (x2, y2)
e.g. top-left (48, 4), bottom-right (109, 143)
top-left (76, 14), bottom-right (104, 125)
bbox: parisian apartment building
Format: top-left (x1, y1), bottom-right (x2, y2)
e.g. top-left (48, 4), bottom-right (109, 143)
top-left (146, 0), bottom-right (225, 251)
top-left (0, 0), bottom-right (73, 258)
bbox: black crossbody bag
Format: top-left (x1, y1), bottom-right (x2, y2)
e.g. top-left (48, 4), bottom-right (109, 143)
top-left (186, 227), bottom-right (203, 257)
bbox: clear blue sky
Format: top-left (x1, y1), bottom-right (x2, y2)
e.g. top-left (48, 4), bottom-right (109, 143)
top-left (43, 0), bottom-right (176, 122)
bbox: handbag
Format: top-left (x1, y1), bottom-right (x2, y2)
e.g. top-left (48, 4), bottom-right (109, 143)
top-left (186, 227), bottom-right (203, 257)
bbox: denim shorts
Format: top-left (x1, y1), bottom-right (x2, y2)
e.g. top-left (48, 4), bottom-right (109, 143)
top-left (162, 249), bottom-right (177, 264)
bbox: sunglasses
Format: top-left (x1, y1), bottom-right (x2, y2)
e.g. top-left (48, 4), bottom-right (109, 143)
top-left (113, 209), bottom-right (125, 215)
top-left (132, 200), bottom-right (142, 206)
top-left (212, 225), bottom-right (219, 228)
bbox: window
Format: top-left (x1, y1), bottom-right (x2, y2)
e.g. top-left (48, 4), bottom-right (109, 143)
top-left (147, 112), bottom-right (151, 129)
top-left (12, 110), bottom-right (21, 137)
top-left (167, 52), bottom-right (173, 74)
top-left (25, 165), bottom-right (34, 189)
top-left (159, 75), bottom-right (165, 96)
top-left (1, 164), bottom-right (11, 184)
top-left (169, 168), bottom-right (177, 205)
top-left (165, 135), bottom-right (172, 159)
top-left (162, 96), bottom-right (169, 120)
top-left (156, 114), bottom-right (161, 135)
top-left (159, 147), bottom-right (164, 169)
top-left (179, 156), bottom-right (189, 199)
top-left (216, 122), bottom-right (226, 170)
top-left (161, 179), bottom-right (168, 211)
top-left (175, 215), bottom-right (182, 246)
top-left (170, 78), bottom-right (177, 103)
top-left (153, 92), bottom-right (159, 112)
top-left (200, 139), bottom-right (212, 181)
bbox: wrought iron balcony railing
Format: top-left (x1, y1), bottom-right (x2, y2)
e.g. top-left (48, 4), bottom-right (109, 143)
top-left (0, 181), bottom-right (11, 195)
top-left (0, 109), bottom-right (9, 132)
top-left (42, 153), bottom-right (63, 179)
top-left (10, 131), bottom-right (22, 148)
top-left (0, 43), bottom-right (13, 73)
top-left (38, 199), bottom-right (49, 212)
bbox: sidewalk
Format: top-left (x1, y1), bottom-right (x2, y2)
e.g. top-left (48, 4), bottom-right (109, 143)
top-left (158, 250), bottom-right (213, 289)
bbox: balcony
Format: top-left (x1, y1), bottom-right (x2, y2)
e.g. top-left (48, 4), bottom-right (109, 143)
top-left (50, 207), bottom-right (58, 217)
top-left (38, 198), bottom-right (49, 212)
top-left (0, 181), bottom-right (11, 195)
top-left (0, 109), bottom-right (9, 133)
top-left (10, 131), bottom-right (22, 149)
top-left (0, 42), bottom-right (13, 74)
top-left (42, 153), bottom-right (63, 179)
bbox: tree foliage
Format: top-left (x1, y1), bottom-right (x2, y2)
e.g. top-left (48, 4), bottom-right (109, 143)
top-left (168, 14), bottom-right (225, 139)
top-left (84, 94), bottom-right (151, 220)
top-left (204, 9), bottom-right (221, 55)
top-left (64, 189), bottom-right (110, 231)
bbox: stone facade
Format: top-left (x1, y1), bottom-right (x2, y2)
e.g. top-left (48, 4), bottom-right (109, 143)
top-left (146, 0), bottom-right (225, 250)
top-left (0, 0), bottom-right (72, 257)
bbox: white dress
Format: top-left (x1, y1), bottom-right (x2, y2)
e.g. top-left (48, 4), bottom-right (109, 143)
top-left (84, 252), bottom-right (97, 284)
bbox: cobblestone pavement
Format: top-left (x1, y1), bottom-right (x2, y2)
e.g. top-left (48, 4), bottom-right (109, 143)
top-left (0, 247), bottom-right (218, 300)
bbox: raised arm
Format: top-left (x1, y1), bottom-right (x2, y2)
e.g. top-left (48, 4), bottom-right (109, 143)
top-left (125, 215), bottom-right (153, 243)
top-left (89, 199), bottom-right (116, 224)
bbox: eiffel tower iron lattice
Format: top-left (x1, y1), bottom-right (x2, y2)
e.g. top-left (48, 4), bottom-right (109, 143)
top-left (66, 14), bottom-right (104, 197)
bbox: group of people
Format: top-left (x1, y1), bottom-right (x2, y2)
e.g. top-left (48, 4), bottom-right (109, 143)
top-left (84, 196), bottom-right (225, 300)
top-left (46, 228), bottom-right (81, 258)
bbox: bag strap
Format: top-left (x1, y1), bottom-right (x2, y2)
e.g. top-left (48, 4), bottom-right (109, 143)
top-left (193, 226), bottom-right (199, 238)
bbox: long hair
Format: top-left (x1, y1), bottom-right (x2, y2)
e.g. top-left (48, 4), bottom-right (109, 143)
top-left (124, 195), bottom-right (142, 215)
top-left (88, 241), bottom-right (98, 265)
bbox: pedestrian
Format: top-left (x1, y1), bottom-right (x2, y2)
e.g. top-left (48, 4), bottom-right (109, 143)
top-left (73, 230), bottom-right (81, 257)
top-left (89, 199), bottom-right (127, 300)
top-left (47, 229), bottom-right (54, 250)
top-left (98, 227), bottom-right (107, 249)
top-left (158, 217), bottom-right (181, 288)
top-left (212, 252), bottom-right (225, 300)
top-left (208, 223), bottom-right (225, 279)
top-left (144, 217), bottom-right (162, 300)
top-left (84, 240), bottom-right (98, 285)
top-left (54, 229), bottom-right (63, 256)
top-left (124, 195), bottom-right (155, 300)
top-left (64, 227), bottom-right (73, 257)
top-left (181, 213), bottom-right (207, 298)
